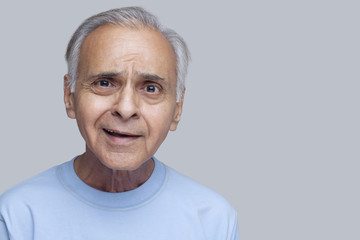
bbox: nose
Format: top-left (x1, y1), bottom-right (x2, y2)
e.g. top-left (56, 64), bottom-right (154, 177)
top-left (111, 85), bottom-right (140, 120)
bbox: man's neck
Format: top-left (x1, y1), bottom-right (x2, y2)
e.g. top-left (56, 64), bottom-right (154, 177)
top-left (74, 152), bottom-right (154, 193)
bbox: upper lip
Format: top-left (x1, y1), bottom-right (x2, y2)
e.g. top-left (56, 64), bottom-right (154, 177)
top-left (103, 128), bottom-right (141, 137)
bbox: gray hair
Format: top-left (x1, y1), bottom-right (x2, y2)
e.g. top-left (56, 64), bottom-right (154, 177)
top-left (65, 7), bottom-right (190, 101)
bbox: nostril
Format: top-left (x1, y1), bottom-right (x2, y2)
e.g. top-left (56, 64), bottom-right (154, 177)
top-left (111, 110), bottom-right (121, 117)
top-left (111, 108), bottom-right (140, 119)
top-left (111, 90), bottom-right (140, 120)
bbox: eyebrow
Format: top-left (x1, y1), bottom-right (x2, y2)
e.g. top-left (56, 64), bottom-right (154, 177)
top-left (136, 72), bottom-right (165, 81)
top-left (89, 72), bottom-right (125, 79)
top-left (88, 71), bottom-right (165, 81)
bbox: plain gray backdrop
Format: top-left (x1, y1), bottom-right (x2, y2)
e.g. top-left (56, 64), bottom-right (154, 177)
top-left (0, 0), bottom-right (359, 239)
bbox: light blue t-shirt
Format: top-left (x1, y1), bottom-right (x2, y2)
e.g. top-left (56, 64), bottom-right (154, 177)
top-left (0, 157), bottom-right (239, 239)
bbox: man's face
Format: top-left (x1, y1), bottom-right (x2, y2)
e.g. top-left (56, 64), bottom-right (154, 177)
top-left (64, 25), bottom-right (183, 170)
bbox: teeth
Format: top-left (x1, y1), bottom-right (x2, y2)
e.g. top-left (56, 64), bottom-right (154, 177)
top-left (104, 129), bottom-right (131, 137)
top-left (105, 129), bottom-right (116, 133)
top-left (104, 129), bottom-right (116, 135)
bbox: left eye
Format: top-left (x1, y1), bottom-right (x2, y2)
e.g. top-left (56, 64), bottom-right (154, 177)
top-left (98, 80), bottom-right (112, 87)
top-left (144, 85), bottom-right (159, 93)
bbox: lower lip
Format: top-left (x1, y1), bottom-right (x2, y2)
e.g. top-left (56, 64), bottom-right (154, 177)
top-left (103, 130), bottom-right (140, 145)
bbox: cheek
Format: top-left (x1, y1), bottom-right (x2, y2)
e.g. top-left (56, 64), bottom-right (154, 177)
top-left (75, 95), bottom-right (110, 129)
top-left (142, 103), bottom-right (177, 134)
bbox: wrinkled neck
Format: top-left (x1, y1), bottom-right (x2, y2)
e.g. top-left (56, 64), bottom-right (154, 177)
top-left (74, 151), bottom-right (154, 193)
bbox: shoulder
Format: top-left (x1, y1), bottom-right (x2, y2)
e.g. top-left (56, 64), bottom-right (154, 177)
top-left (0, 164), bottom-right (65, 238)
top-left (162, 165), bottom-right (239, 239)
top-left (164, 165), bottom-right (237, 216)
top-left (0, 164), bottom-right (62, 211)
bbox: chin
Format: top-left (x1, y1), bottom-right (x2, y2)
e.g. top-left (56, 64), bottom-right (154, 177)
top-left (100, 153), bottom-right (151, 171)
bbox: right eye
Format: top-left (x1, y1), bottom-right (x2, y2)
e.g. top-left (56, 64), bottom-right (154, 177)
top-left (91, 79), bottom-right (117, 95)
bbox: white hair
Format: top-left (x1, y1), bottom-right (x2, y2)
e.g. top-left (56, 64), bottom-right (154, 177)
top-left (65, 7), bottom-right (190, 101)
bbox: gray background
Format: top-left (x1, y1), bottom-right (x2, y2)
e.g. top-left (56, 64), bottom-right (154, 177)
top-left (0, 0), bottom-right (359, 239)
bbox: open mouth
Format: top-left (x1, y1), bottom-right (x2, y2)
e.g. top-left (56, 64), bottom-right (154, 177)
top-left (103, 128), bottom-right (140, 138)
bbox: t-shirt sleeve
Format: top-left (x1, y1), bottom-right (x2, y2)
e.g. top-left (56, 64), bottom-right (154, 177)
top-left (0, 218), bottom-right (10, 240)
top-left (231, 223), bottom-right (240, 240)
top-left (230, 212), bottom-right (240, 240)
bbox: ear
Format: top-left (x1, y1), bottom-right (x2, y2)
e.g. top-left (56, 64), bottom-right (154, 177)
top-left (64, 74), bottom-right (76, 119)
top-left (170, 90), bottom-right (185, 131)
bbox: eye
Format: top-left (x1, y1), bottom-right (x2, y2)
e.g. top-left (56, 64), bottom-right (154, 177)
top-left (90, 79), bottom-right (117, 96)
top-left (97, 80), bottom-right (112, 87)
top-left (144, 84), bottom-right (160, 93)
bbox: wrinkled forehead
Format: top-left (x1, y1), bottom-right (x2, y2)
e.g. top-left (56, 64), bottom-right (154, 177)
top-left (77, 24), bottom-right (177, 81)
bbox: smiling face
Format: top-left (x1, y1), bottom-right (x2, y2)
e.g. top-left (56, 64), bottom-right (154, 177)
top-left (64, 25), bottom-right (183, 170)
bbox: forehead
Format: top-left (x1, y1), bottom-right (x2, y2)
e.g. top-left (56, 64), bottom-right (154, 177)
top-left (78, 24), bottom-right (176, 80)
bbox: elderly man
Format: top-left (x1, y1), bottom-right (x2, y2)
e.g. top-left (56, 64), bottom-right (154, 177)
top-left (0, 7), bottom-right (239, 239)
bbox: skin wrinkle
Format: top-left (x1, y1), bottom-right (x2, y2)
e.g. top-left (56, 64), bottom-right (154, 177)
top-left (75, 153), bottom-right (154, 192)
top-left (64, 24), bottom-right (183, 192)
top-left (85, 71), bottom-right (165, 82)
